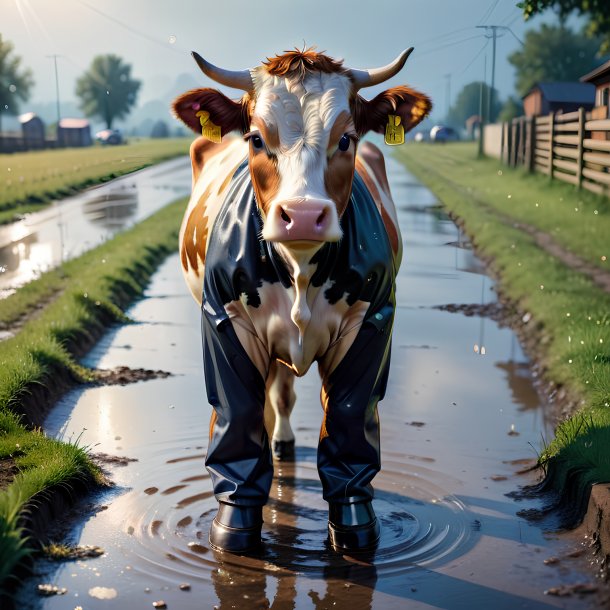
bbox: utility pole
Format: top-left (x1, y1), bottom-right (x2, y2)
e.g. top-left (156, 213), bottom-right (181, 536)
top-left (476, 26), bottom-right (508, 123)
top-left (46, 54), bottom-right (62, 128)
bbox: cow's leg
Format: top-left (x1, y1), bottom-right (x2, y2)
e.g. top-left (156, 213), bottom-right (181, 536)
top-left (201, 312), bottom-right (273, 553)
top-left (265, 359), bottom-right (297, 461)
top-left (317, 302), bottom-right (394, 552)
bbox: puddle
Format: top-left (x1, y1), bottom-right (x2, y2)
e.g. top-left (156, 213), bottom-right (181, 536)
top-left (0, 157), bottom-right (191, 298)
top-left (14, 152), bottom-right (600, 609)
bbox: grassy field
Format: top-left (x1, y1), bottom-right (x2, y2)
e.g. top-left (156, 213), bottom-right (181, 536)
top-left (0, 138), bottom-right (190, 224)
top-left (395, 142), bottom-right (610, 520)
top-left (0, 195), bottom-right (187, 594)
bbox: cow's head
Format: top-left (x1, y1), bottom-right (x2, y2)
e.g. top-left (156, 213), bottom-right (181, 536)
top-left (173, 48), bottom-right (431, 256)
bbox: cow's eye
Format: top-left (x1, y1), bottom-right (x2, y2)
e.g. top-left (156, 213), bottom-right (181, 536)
top-left (338, 134), bottom-right (351, 152)
top-left (251, 134), bottom-right (264, 150)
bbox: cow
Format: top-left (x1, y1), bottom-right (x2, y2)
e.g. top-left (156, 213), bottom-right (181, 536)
top-left (172, 47), bottom-right (431, 554)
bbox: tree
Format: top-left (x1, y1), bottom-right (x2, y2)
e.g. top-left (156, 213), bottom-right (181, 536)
top-left (508, 24), bottom-right (601, 98)
top-left (150, 119), bottom-right (169, 138)
top-left (0, 34), bottom-right (34, 133)
top-left (447, 81), bottom-right (501, 127)
top-left (498, 96), bottom-right (524, 122)
top-left (518, 0), bottom-right (610, 54)
top-left (76, 54), bottom-right (141, 129)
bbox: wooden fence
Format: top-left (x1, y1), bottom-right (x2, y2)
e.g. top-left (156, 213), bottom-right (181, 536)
top-left (500, 108), bottom-right (610, 197)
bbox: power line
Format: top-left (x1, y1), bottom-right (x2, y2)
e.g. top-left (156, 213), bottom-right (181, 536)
top-left (416, 34), bottom-right (485, 57)
top-left (479, 0), bottom-right (501, 25)
top-left (460, 39), bottom-right (490, 75)
top-left (73, 0), bottom-right (185, 55)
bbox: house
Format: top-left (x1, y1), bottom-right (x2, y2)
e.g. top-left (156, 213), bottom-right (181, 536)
top-left (580, 59), bottom-right (610, 119)
top-left (522, 82), bottom-right (595, 117)
top-left (57, 118), bottom-right (92, 148)
top-left (18, 112), bottom-right (45, 150)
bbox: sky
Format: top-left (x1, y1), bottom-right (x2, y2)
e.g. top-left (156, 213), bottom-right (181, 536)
top-left (3, 0), bottom-right (571, 124)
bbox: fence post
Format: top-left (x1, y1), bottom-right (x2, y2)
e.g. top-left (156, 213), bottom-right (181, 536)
top-left (500, 121), bottom-right (505, 162)
top-left (576, 106), bottom-right (585, 190)
top-left (548, 112), bottom-right (555, 180)
top-left (528, 116), bottom-right (536, 172)
top-left (511, 119), bottom-right (517, 167)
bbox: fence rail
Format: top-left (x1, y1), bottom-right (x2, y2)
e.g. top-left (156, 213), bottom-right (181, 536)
top-left (499, 106), bottom-right (610, 197)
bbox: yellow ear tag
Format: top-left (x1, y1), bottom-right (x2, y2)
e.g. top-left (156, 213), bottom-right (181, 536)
top-left (385, 114), bottom-right (405, 145)
top-left (195, 110), bottom-right (222, 143)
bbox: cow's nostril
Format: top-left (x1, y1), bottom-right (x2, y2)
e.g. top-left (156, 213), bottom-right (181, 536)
top-left (280, 207), bottom-right (291, 224)
top-left (316, 210), bottom-right (327, 227)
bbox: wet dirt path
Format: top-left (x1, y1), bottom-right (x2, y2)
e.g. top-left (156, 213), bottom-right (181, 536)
top-left (14, 156), bottom-right (600, 609)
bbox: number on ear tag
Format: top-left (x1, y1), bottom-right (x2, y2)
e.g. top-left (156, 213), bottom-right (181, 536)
top-left (385, 114), bottom-right (405, 146)
top-left (195, 110), bottom-right (222, 143)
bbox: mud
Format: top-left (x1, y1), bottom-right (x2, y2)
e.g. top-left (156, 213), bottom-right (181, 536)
top-left (12, 152), bottom-right (606, 609)
top-left (0, 457), bottom-right (18, 491)
top-left (91, 366), bottom-right (172, 386)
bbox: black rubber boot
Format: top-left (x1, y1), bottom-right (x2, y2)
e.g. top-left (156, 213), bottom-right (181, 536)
top-left (209, 503), bottom-right (263, 553)
top-left (328, 500), bottom-right (380, 552)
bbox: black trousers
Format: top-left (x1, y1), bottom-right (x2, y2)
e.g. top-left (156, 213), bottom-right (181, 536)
top-left (202, 302), bottom-right (393, 507)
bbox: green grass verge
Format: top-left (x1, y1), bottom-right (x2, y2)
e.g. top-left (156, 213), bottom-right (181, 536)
top-left (395, 142), bottom-right (610, 517)
top-left (0, 195), bottom-right (187, 593)
top-left (0, 138), bottom-right (190, 224)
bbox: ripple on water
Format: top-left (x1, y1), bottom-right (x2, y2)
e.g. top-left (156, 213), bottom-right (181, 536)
top-left (121, 444), bottom-right (476, 587)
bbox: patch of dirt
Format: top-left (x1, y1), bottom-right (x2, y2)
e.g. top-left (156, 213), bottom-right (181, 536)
top-left (92, 452), bottom-right (138, 467)
top-left (91, 366), bottom-right (172, 386)
top-left (0, 287), bottom-right (64, 342)
top-left (434, 301), bottom-right (510, 324)
top-left (0, 457), bottom-right (19, 491)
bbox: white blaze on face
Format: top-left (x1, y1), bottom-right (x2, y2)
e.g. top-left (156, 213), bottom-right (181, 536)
top-left (251, 67), bottom-right (353, 208)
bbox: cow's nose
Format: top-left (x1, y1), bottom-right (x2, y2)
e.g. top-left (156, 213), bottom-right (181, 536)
top-left (263, 199), bottom-right (341, 243)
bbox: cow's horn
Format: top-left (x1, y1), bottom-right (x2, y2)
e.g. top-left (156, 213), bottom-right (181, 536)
top-left (349, 48), bottom-right (414, 89)
top-left (192, 51), bottom-right (253, 91)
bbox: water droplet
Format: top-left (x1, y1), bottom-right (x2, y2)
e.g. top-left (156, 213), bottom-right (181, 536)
top-left (106, 90), bottom-right (110, 95)
top-left (574, 207), bottom-right (579, 212)
top-left (507, 194), bottom-right (512, 199)
top-left (473, 344), bottom-right (479, 353)
top-left (566, 312), bottom-right (570, 317)
top-left (374, 312), bottom-right (383, 321)
top-left (568, 359), bottom-right (573, 363)
top-left (594, 210), bottom-right (599, 215)
top-left (3, 105), bottom-right (8, 110)
top-left (168, 35), bottom-right (177, 44)
top-left (9, 84), bottom-right (16, 93)
top-left (497, 170), bottom-right (503, 175)
top-left (535, 203), bottom-right (539, 207)
top-left (601, 255), bottom-right (607, 262)
top-left (480, 346), bottom-right (486, 355)
top-left (540, 284), bottom-right (544, 290)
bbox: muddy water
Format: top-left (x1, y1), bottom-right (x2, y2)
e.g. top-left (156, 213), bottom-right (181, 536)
top-left (15, 156), bottom-right (599, 609)
top-left (0, 157), bottom-right (191, 298)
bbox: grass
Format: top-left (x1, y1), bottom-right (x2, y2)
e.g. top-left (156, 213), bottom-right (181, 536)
top-left (0, 138), bottom-right (190, 224)
top-left (0, 195), bottom-right (187, 594)
top-left (395, 142), bottom-right (610, 518)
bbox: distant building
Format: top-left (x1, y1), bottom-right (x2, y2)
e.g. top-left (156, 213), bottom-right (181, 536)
top-left (18, 112), bottom-right (45, 149)
top-left (580, 59), bottom-right (610, 116)
top-left (57, 118), bottom-right (92, 147)
top-left (522, 82), bottom-right (595, 117)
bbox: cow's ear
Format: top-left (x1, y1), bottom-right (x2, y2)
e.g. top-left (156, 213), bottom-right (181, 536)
top-left (352, 86), bottom-right (432, 136)
top-left (172, 88), bottom-right (249, 137)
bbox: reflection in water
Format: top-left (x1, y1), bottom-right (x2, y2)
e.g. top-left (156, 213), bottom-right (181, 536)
top-left (496, 359), bottom-right (542, 413)
top-left (83, 190), bottom-right (139, 229)
top-left (0, 232), bottom-right (37, 274)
